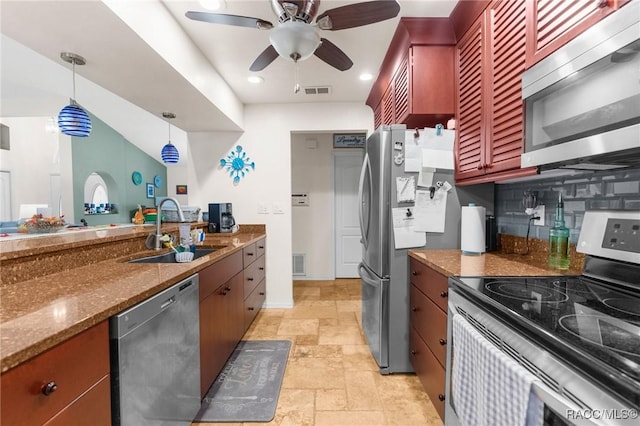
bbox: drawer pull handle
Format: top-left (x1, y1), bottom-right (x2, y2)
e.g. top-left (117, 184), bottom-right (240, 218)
top-left (248, 277), bottom-right (254, 281)
top-left (248, 307), bottom-right (255, 311)
top-left (440, 291), bottom-right (448, 298)
top-left (258, 246), bottom-right (264, 249)
top-left (439, 339), bottom-right (447, 346)
top-left (411, 271), bottom-right (418, 276)
top-left (438, 394), bottom-right (445, 402)
top-left (259, 267), bottom-right (264, 271)
top-left (259, 292), bottom-right (265, 296)
top-left (247, 252), bottom-right (254, 256)
top-left (42, 381), bottom-right (57, 396)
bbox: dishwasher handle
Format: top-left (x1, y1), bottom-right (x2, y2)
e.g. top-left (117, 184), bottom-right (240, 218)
top-left (160, 296), bottom-right (176, 310)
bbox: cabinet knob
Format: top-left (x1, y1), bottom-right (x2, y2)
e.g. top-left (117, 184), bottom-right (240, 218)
top-left (259, 292), bottom-right (265, 296)
top-left (411, 306), bottom-right (418, 312)
top-left (438, 394), bottom-right (445, 402)
top-left (225, 286), bottom-right (231, 292)
top-left (411, 271), bottom-right (418, 276)
top-left (410, 350), bottom-right (417, 356)
top-left (248, 307), bottom-right (255, 311)
top-left (440, 291), bottom-right (448, 298)
top-left (439, 339), bottom-right (447, 346)
top-left (477, 163), bottom-right (483, 170)
top-left (222, 290), bottom-right (228, 296)
top-left (247, 277), bottom-right (254, 281)
top-left (42, 381), bottom-right (57, 396)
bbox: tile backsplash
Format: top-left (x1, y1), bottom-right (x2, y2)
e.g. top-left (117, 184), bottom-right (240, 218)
top-left (495, 167), bottom-right (640, 243)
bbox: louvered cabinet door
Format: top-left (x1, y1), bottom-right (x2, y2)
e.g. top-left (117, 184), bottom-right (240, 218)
top-left (373, 102), bottom-right (383, 129)
top-left (393, 53), bottom-right (410, 124)
top-left (455, 17), bottom-right (486, 182)
top-left (525, 0), bottom-right (623, 68)
top-left (382, 85), bottom-right (395, 125)
top-left (485, 0), bottom-right (528, 175)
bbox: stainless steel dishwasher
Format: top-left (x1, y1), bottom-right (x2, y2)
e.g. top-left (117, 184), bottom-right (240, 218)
top-left (110, 274), bottom-right (200, 426)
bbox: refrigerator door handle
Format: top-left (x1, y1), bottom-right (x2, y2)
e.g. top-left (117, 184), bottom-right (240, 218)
top-left (358, 153), bottom-right (371, 249)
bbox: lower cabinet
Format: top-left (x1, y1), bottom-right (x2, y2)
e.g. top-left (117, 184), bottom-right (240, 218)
top-left (199, 238), bottom-right (267, 398)
top-left (409, 258), bottom-right (448, 421)
top-left (0, 321), bottom-right (111, 426)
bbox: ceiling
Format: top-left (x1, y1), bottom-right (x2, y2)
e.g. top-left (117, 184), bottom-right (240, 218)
top-left (0, 0), bottom-right (458, 132)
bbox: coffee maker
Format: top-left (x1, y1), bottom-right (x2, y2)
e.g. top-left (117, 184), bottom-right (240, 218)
top-left (208, 203), bottom-right (235, 233)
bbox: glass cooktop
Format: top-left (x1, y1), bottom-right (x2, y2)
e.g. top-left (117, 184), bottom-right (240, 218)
top-left (451, 275), bottom-right (640, 398)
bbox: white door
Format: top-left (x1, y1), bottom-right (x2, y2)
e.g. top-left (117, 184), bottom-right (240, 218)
top-left (0, 171), bottom-right (11, 221)
top-left (334, 151), bottom-right (364, 278)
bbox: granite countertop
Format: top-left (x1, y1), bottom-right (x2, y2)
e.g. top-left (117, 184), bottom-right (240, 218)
top-left (408, 249), bottom-right (583, 278)
top-left (0, 226), bottom-right (265, 373)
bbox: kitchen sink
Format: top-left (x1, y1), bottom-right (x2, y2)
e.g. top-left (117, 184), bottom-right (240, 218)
top-left (128, 248), bottom-right (217, 264)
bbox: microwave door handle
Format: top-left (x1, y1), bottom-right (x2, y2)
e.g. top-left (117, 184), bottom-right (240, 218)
top-left (358, 153), bottom-right (371, 249)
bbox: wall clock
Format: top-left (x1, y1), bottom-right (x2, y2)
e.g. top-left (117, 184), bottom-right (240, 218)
top-left (132, 171), bottom-right (143, 186)
top-left (220, 145), bottom-right (255, 184)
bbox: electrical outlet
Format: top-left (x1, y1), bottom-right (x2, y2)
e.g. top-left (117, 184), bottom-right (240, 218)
top-left (532, 205), bottom-right (545, 226)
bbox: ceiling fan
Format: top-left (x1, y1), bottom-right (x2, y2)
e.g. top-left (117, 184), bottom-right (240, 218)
top-left (185, 0), bottom-right (401, 72)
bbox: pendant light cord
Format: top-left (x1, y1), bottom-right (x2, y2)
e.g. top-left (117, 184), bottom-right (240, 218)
top-left (72, 60), bottom-right (77, 102)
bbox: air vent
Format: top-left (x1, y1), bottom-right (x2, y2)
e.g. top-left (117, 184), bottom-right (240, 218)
top-left (303, 86), bottom-right (331, 95)
top-left (292, 253), bottom-right (306, 276)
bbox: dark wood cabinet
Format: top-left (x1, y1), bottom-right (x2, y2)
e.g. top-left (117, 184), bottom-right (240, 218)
top-left (409, 258), bottom-right (448, 422)
top-left (0, 322), bottom-right (111, 426)
top-left (367, 18), bottom-right (457, 129)
top-left (525, 0), bottom-right (629, 68)
top-left (199, 238), bottom-right (267, 397)
top-left (454, 0), bottom-right (538, 185)
top-left (199, 250), bottom-right (244, 398)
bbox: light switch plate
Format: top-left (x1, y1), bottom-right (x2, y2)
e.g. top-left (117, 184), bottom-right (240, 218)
top-left (258, 203), bottom-right (269, 214)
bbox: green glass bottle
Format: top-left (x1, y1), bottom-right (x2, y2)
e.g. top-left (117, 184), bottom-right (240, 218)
top-left (548, 193), bottom-right (570, 270)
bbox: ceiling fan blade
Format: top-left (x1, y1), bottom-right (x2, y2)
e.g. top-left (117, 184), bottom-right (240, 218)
top-left (314, 38), bottom-right (353, 71)
top-left (250, 45), bottom-right (279, 71)
top-left (185, 11), bottom-right (273, 30)
top-left (316, 1), bottom-right (400, 30)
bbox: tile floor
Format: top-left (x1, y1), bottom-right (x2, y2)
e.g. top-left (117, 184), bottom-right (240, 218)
top-left (194, 279), bottom-right (443, 426)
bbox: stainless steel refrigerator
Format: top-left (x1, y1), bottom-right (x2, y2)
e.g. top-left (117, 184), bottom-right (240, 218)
top-left (357, 124), bottom-right (493, 374)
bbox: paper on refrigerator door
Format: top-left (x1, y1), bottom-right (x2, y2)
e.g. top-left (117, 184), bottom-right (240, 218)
top-left (422, 148), bottom-right (454, 170)
top-left (417, 167), bottom-right (435, 188)
top-left (421, 127), bottom-right (455, 171)
top-left (413, 189), bottom-right (448, 233)
top-left (404, 132), bottom-right (422, 172)
top-left (392, 207), bottom-right (426, 249)
top-left (396, 176), bottom-right (416, 203)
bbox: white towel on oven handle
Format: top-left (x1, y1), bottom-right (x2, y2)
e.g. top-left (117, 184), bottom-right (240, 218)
top-left (452, 314), bottom-right (544, 426)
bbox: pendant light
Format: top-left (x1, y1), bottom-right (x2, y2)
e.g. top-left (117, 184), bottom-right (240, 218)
top-left (161, 112), bottom-right (179, 164)
top-left (57, 52), bottom-right (92, 137)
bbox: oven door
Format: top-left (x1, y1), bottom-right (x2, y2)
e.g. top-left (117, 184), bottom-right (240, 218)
top-left (445, 286), bottom-right (632, 426)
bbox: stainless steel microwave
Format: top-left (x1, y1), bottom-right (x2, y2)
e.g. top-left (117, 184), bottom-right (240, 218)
top-left (521, 1), bottom-right (640, 171)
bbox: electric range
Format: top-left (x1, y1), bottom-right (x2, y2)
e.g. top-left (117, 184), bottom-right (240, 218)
top-left (446, 210), bottom-right (640, 426)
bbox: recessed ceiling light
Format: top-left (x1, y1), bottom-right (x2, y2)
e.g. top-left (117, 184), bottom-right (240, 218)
top-left (199, 0), bottom-right (225, 10)
top-left (359, 73), bottom-right (373, 81)
top-left (248, 75), bottom-right (264, 84)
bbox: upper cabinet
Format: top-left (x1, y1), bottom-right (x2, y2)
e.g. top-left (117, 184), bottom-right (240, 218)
top-left (367, 18), bottom-right (457, 130)
top-left (454, 0), bottom-right (538, 184)
top-left (525, 0), bottom-right (630, 68)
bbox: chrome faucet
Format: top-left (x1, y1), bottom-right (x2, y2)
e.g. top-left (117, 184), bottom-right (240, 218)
top-left (154, 197), bottom-right (186, 250)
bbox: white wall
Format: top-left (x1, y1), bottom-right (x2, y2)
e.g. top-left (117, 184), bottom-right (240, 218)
top-left (0, 117), bottom-right (73, 221)
top-left (186, 103), bottom-right (374, 308)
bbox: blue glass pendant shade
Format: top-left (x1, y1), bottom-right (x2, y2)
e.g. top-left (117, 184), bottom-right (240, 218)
top-left (161, 142), bottom-right (179, 164)
top-left (58, 101), bottom-right (92, 137)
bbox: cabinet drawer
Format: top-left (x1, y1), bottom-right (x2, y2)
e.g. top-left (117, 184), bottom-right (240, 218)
top-left (409, 259), bottom-right (448, 312)
top-left (243, 255), bottom-right (265, 297)
top-left (244, 278), bottom-right (266, 331)
top-left (410, 285), bottom-right (447, 367)
top-left (256, 238), bottom-right (266, 259)
top-left (409, 327), bottom-right (446, 421)
top-left (44, 375), bottom-right (111, 426)
top-left (1, 322), bottom-right (110, 426)
top-left (243, 242), bottom-right (257, 268)
top-left (199, 251), bottom-right (243, 301)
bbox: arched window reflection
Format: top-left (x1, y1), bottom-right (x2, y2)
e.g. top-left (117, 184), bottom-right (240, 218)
top-left (84, 172), bottom-right (111, 214)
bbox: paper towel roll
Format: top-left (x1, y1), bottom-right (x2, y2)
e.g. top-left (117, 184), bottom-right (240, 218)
top-left (461, 205), bottom-right (486, 254)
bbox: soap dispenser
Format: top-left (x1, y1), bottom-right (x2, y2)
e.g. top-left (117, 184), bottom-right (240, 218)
top-left (548, 193), bottom-right (570, 270)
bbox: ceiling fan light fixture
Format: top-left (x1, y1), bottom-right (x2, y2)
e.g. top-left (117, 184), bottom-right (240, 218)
top-left (269, 21), bottom-right (320, 62)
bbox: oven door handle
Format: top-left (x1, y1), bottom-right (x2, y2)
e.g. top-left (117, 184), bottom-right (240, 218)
top-left (531, 382), bottom-right (600, 426)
